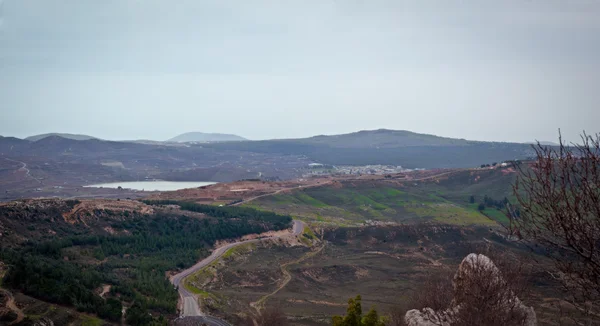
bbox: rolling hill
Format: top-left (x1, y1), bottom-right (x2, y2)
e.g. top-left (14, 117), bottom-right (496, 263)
top-left (203, 129), bottom-right (535, 169)
top-left (25, 133), bottom-right (98, 142)
top-left (168, 132), bottom-right (247, 142)
top-left (294, 129), bottom-right (471, 147)
top-left (248, 167), bottom-right (518, 226)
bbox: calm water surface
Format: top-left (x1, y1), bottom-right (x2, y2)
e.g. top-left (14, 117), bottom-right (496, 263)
top-left (85, 181), bottom-right (216, 191)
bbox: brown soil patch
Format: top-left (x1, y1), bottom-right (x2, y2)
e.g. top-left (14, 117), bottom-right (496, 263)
top-left (98, 284), bottom-right (111, 298)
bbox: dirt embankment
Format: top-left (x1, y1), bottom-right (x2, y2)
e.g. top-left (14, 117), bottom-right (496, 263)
top-left (146, 178), bottom-right (333, 203)
top-left (63, 199), bottom-right (154, 224)
top-left (0, 198), bottom-right (154, 225)
top-left (0, 289), bottom-right (24, 324)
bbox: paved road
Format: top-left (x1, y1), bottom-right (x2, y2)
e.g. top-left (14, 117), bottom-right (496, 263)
top-left (196, 316), bottom-right (232, 326)
top-left (170, 220), bottom-right (305, 325)
top-left (182, 296), bottom-right (202, 317)
top-left (173, 316), bottom-right (232, 326)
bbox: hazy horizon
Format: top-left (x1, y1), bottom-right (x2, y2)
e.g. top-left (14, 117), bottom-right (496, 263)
top-left (1, 1), bottom-right (598, 143)
top-left (2, 128), bottom-right (570, 144)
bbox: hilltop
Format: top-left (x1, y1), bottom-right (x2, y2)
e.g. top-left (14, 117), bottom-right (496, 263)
top-left (168, 132), bottom-right (247, 142)
top-left (294, 129), bottom-right (471, 148)
top-left (25, 133), bottom-right (98, 142)
top-left (204, 129), bottom-right (534, 169)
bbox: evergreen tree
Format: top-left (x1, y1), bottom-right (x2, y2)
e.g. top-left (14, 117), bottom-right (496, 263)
top-left (362, 307), bottom-right (385, 326)
top-left (332, 296), bottom-right (384, 326)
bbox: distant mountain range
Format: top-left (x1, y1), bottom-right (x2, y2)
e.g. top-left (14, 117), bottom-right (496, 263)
top-left (1, 129), bottom-right (541, 200)
top-left (26, 133), bottom-right (98, 142)
top-left (168, 132), bottom-right (247, 142)
top-left (24, 132), bottom-right (247, 143)
top-left (11, 129), bottom-right (537, 170)
top-left (4, 129), bottom-right (538, 173)
top-left (291, 129), bottom-right (470, 147)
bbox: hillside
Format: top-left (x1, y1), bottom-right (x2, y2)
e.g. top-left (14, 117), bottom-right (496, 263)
top-left (0, 198), bottom-right (292, 325)
top-left (188, 224), bottom-right (549, 326)
top-left (25, 133), bottom-right (98, 142)
top-left (295, 129), bottom-right (471, 148)
top-left (0, 136), bottom-right (29, 153)
top-left (0, 136), bottom-right (308, 201)
top-left (204, 129), bottom-right (534, 169)
top-left (248, 167), bottom-right (518, 227)
top-left (0, 169), bottom-right (565, 326)
top-left (168, 132), bottom-right (247, 142)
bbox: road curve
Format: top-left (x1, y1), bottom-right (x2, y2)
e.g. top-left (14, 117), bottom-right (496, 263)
top-left (170, 220), bottom-right (305, 324)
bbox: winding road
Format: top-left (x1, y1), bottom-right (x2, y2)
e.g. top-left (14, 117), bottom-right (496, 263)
top-left (170, 220), bottom-right (305, 325)
top-left (4, 158), bottom-right (42, 184)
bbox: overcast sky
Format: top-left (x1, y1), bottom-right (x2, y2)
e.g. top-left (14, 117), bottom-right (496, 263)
top-left (1, 0), bottom-right (599, 142)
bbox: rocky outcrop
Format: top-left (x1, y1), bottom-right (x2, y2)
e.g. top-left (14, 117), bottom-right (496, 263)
top-left (405, 253), bottom-right (537, 326)
top-left (30, 317), bottom-right (55, 326)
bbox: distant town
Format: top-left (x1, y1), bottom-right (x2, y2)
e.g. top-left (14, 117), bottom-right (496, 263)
top-left (303, 163), bottom-right (412, 177)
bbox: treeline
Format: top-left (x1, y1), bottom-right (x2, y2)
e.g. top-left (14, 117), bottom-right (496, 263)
top-left (482, 195), bottom-right (508, 210)
top-left (0, 251), bottom-right (123, 321)
top-left (141, 200), bottom-right (293, 230)
top-left (332, 295), bottom-right (385, 326)
top-left (0, 210), bottom-right (290, 325)
top-left (471, 195), bottom-right (508, 210)
top-left (471, 195), bottom-right (521, 217)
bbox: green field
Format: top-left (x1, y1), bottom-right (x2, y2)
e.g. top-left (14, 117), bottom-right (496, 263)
top-left (249, 170), bottom-right (516, 227)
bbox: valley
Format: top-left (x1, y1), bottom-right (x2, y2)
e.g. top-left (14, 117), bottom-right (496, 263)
top-left (0, 130), bottom-right (589, 326)
top-left (0, 129), bottom-right (534, 202)
top-left (3, 1), bottom-right (597, 324)
top-left (0, 159), bottom-right (571, 325)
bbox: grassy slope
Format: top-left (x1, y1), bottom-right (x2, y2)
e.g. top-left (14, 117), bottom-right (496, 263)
top-left (248, 168), bottom-right (517, 227)
top-left (195, 168), bottom-right (563, 325)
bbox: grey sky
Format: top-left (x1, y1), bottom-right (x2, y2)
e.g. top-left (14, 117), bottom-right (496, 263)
top-left (1, 0), bottom-right (599, 142)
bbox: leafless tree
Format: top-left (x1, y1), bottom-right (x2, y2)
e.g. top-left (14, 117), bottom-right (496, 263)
top-left (410, 268), bottom-right (455, 312)
top-left (511, 132), bottom-right (600, 319)
top-left (386, 269), bottom-right (454, 326)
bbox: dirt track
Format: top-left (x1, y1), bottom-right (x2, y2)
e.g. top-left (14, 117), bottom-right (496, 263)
top-left (170, 220), bottom-right (305, 323)
top-left (251, 243), bottom-right (326, 311)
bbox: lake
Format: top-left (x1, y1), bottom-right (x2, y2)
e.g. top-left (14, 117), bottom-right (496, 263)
top-left (85, 181), bottom-right (217, 191)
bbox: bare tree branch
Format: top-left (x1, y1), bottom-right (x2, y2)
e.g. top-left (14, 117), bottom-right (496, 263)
top-left (510, 132), bottom-right (600, 320)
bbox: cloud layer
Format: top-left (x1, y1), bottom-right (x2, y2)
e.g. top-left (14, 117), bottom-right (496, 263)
top-left (1, 0), bottom-right (599, 142)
